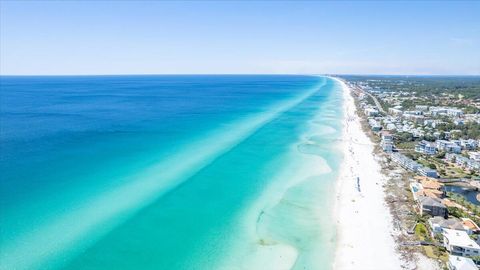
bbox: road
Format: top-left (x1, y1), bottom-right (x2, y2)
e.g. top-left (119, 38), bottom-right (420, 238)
top-left (354, 85), bottom-right (386, 114)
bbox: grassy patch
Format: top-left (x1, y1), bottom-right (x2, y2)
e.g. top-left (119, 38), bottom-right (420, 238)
top-left (396, 141), bottom-right (416, 150)
top-left (423, 246), bottom-right (435, 258)
top-left (415, 223), bottom-right (429, 241)
top-left (424, 246), bottom-right (449, 262)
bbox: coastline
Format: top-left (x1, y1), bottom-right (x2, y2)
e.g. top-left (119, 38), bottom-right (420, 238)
top-left (332, 77), bottom-right (403, 269)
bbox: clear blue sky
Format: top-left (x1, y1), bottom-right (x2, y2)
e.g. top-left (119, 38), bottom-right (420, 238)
top-left (1, 1), bottom-right (479, 75)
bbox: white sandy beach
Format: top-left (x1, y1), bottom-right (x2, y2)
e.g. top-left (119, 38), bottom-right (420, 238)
top-left (333, 78), bottom-right (403, 270)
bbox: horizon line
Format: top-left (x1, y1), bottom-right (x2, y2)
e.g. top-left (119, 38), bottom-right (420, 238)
top-left (1, 73), bottom-right (479, 77)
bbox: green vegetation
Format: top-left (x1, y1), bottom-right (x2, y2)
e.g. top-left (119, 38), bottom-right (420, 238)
top-left (415, 223), bottom-right (429, 241)
top-left (342, 75), bottom-right (480, 100)
top-left (447, 192), bottom-right (480, 217)
top-left (436, 122), bottom-right (480, 140)
top-left (413, 220), bottom-right (449, 262)
top-left (396, 141), bottom-right (416, 150)
top-left (395, 132), bottom-right (414, 143)
top-left (364, 95), bottom-right (376, 108)
top-left (448, 206), bottom-right (465, 218)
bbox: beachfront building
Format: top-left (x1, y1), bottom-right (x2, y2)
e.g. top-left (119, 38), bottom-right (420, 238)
top-left (390, 153), bottom-right (421, 172)
top-left (380, 131), bottom-right (394, 152)
top-left (415, 140), bottom-right (437, 155)
top-left (417, 176), bottom-right (444, 194)
top-left (369, 119), bottom-right (381, 132)
top-left (380, 131), bottom-right (393, 142)
top-left (428, 217), bottom-right (472, 237)
top-left (382, 142), bottom-right (393, 152)
top-left (443, 229), bottom-right (480, 257)
top-left (365, 108), bottom-right (379, 117)
top-left (418, 167), bottom-right (439, 178)
top-left (448, 255), bottom-right (478, 270)
top-left (418, 196), bottom-right (447, 217)
top-left (411, 178), bottom-right (444, 201)
top-left (372, 124), bottom-right (381, 132)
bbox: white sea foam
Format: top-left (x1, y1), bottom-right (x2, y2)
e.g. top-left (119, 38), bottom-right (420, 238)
top-left (215, 78), bottom-right (343, 270)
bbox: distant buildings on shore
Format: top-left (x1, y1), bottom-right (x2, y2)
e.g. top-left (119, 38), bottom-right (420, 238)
top-left (409, 175), bottom-right (480, 267)
top-left (390, 152), bottom-right (438, 178)
top-left (347, 78), bottom-right (480, 269)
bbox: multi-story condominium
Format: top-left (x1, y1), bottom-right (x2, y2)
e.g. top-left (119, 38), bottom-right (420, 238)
top-left (418, 167), bottom-right (438, 178)
top-left (388, 107), bottom-right (403, 116)
top-left (446, 153), bottom-right (480, 172)
top-left (415, 105), bottom-right (429, 112)
top-left (436, 140), bottom-right (462, 154)
top-left (382, 141), bottom-right (393, 152)
top-left (415, 140), bottom-right (437, 155)
top-left (460, 139), bottom-right (478, 150)
top-left (448, 255), bottom-right (477, 270)
top-left (429, 107), bottom-right (464, 117)
top-left (365, 108), bottom-right (379, 117)
top-left (418, 196), bottom-right (447, 216)
top-left (429, 217), bottom-right (473, 237)
top-left (368, 119), bottom-right (382, 131)
top-left (447, 108), bottom-right (464, 117)
top-left (380, 131), bottom-right (393, 143)
top-left (430, 107), bottom-right (448, 116)
top-left (390, 153), bottom-right (421, 172)
top-left (443, 229), bottom-right (480, 257)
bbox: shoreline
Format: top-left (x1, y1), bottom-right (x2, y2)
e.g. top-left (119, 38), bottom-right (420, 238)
top-left (332, 77), bottom-right (403, 269)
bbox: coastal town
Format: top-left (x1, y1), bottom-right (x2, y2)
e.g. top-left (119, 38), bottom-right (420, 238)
top-left (342, 76), bottom-right (480, 270)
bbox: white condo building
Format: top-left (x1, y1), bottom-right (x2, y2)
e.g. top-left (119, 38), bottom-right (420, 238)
top-left (443, 229), bottom-right (480, 257)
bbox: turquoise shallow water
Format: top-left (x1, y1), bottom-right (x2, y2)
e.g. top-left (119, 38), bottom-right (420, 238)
top-left (0, 75), bottom-right (343, 270)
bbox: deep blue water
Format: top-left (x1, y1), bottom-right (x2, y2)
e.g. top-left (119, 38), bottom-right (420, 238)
top-left (445, 185), bottom-right (480, 206)
top-left (0, 75), bottom-right (343, 270)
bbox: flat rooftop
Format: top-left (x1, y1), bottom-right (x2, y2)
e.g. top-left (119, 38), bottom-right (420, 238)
top-left (443, 229), bottom-right (480, 249)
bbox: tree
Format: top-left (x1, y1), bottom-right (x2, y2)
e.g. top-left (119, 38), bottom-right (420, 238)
top-left (447, 207), bottom-right (464, 218)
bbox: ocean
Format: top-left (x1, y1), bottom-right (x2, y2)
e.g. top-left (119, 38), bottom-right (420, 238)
top-left (0, 75), bottom-right (344, 270)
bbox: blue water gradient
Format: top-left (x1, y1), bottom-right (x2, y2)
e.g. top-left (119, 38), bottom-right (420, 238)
top-left (0, 75), bottom-right (343, 270)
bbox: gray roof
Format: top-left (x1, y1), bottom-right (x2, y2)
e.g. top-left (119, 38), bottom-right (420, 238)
top-left (429, 217), bottom-right (465, 230)
top-left (419, 196), bottom-right (446, 208)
